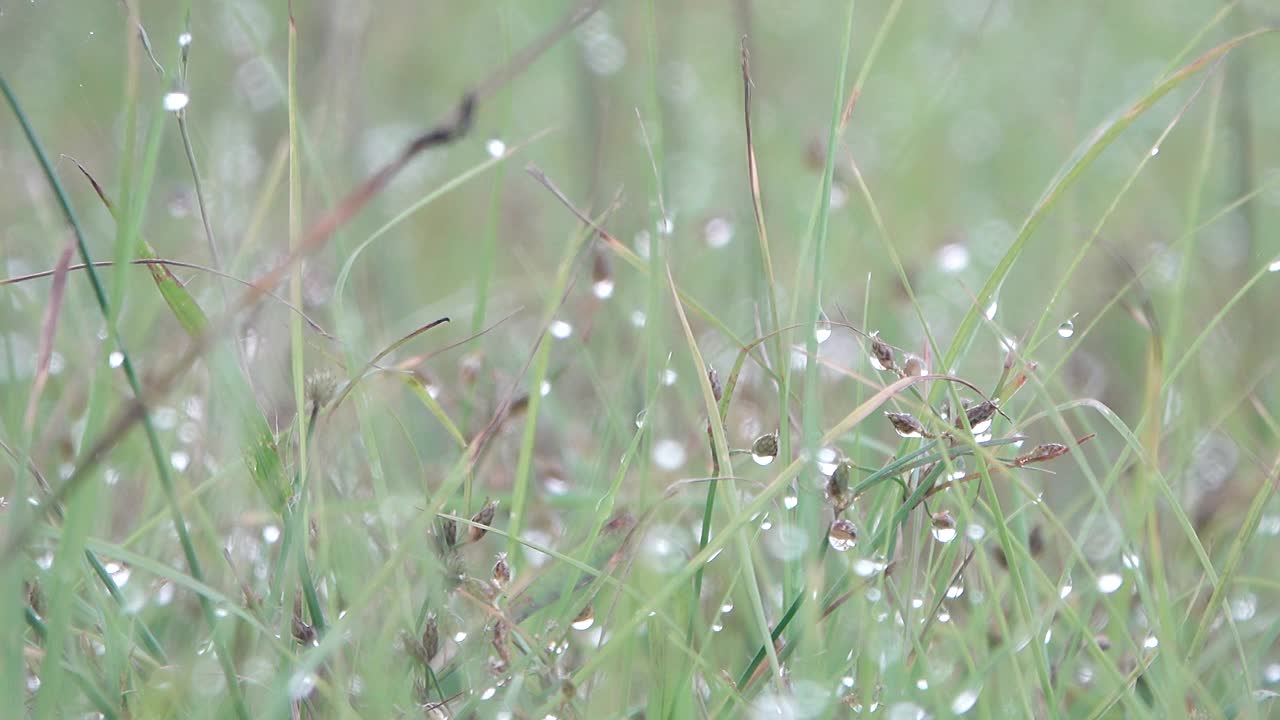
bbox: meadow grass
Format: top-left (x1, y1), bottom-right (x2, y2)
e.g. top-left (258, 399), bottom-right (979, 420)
top-left (2, 1), bottom-right (1280, 718)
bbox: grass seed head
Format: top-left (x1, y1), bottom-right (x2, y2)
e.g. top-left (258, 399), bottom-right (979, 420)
top-left (469, 499), bottom-right (498, 543)
top-left (751, 432), bottom-right (779, 461)
top-left (868, 332), bottom-right (896, 373)
top-left (885, 411), bottom-right (930, 439)
top-left (493, 552), bottom-right (511, 590)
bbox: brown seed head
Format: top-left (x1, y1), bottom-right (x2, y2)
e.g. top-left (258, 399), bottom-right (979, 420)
top-left (751, 432), bottom-right (779, 460)
top-left (468, 499), bottom-right (498, 543)
top-left (422, 612), bottom-right (440, 662)
top-left (885, 411), bottom-right (930, 438)
top-left (1014, 443), bottom-right (1069, 466)
top-left (869, 332), bottom-right (896, 372)
top-left (492, 553), bottom-right (511, 590)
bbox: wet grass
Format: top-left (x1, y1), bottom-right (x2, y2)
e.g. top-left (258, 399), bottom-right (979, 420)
top-left (3, 2), bottom-right (1280, 718)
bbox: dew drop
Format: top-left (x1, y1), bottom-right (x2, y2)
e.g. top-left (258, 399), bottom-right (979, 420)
top-left (454, 631), bottom-right (468, 643)
top-left (170, 451), bottom-right (190, 472)
top-left (634, 409), bottom-right (647, 429)
top-left (710, 622), bottom-right (724, 632)
top-left (485, 138), bottom-right (506, 158)
top-left (178, 32), bottom-right (192, 47)
top-left (703, 217), bottom-right (733, 248)
top-left (720, 602), bottom-right (734, 614)
top-left (661, 368), bottom-right (678, 386)
top-left (816, 447), bottom-right (840, 475)
top-left (945, 584), bottom-right (964, 599)
top-left (262, 525), bottom-right (281, 543)
top-left (1269, 259), bottom-right (1280, 272)
top-left (1149, 145), bottom-right (1160, 157)
top-left (1143, 634), bottom-right (1159, 649)
top-left (814, 310), bottom-right (833, 344)
top-left (783, 495), bottom-right (798, 510)
top-left (937, 243), bottom-right (970, 273)
top-left (163, 91), bottom-right (190, 112)
top-left (751, 450), bottom-right (775, 467)
top-left (549, 320), bottom-right (573, 339)
top-left (539, 380), bottom-right (551, 397)
top-left (653, 439), bottom-right (687, 470)
top-left (108, 351), bottom-right (124, 368)
top-left (951, 689), bottom-right (980, 715)
top-left (1057, 318), bottom-right (1075, 338)
top-left (630, 310), bottom-right (647, 328)
top-left (827, 519), bottom-right (858, 552)
top-left (1096, 573), bottom-right (1123, 594)
top-left (592, 278), bottom-right (615, 299)
top-left (984, 300), bottom-right (998, 321)
top-left (288, 672), bottom-right (317, 700)
top-left (1059, 579), bottom-right (1073, 599)
top-left (481, 686), bottom-right (497, 700)
top-left (571, 606), bottom-right (595, 631)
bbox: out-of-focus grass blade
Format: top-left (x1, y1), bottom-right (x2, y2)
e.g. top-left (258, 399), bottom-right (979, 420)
top-left (72, 162), bottom-right (288, 512)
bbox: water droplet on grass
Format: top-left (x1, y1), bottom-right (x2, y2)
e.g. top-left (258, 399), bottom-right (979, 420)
top-left (827, 519), bottom-right (858, 552)
top-left (480, 687), bottom-right (497, 700)
top-left (938, 243), bottom-right (970, 273)
top-left (549, 320), bottom-right (572, 339)
top-left (783, 495), bottom-right (798, 510)
top-left (592, 278), bottom-right (615, 298)
top-left (1143, 634), bottom-right (1159, 649)
top-left (1269, 259), bottom-right (1280, 272)
top-left (170, 451), bottom-right (190, 472)
top-left (634, 410), bottom-right (647, 429)
top-left (704, 217), bottom-right (733, 248)
top-left (1057, 317), bottom-right (1075, 338)
top-left (108, 351), bottom-right (124, 368)
top-left (178, 32), bottom-right (192, 47)
top-left (485, 138), bottom-right (506, 157)
top-left (653, 439), bottom-right (686, 470)
top-left (630, 310), bottom-right (647, 328)
top-left (816, 447), bottom-right (839, 475)
top-left (288, 672), bottom-right (317, 700)
top-left (661, 368), bottom-right (678, 386)
top-left (262, 525), bottom-right (280, 543)
top-left (163, 91), bottom-right (189, 112)
top-left (1096, 573), bottom-right (1123, 594)
top-left (951, 689), bottom-right (979, 714)
top-left (571, 606), bottom-right (595, 630)
top-left (453, 631), bottom-right (467, 643)
top-left (815, 310), bottom-right (832, 344)
top-left (1059, 578), bottom-right (1073, 599)
top-left (984, 300), bottom-right (998, 321)
top-left (720, 602), bottom-right (734, 613)
top-left (1149, 145), bottom-right (1160, 157)
top-left (539, 380), bottom-right (551, 397)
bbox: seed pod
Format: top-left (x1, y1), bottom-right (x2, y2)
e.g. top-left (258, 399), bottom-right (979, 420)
top-left (468, 499), bottom-right (498, 543)
top-left (438, 515), bottom-right (457, 549)
top-left (751, 432), bottom-right (779, 461)
top-left (885, 411), bottom-right (930, 439)
top-left (292, 596), bottom-right (316, 646)
top-left (492, 553), bottom-right (511, 590)
top-left (571, 605), bottom-right (596, 630)
top-left (422, 612), bottom-right (440, 663)
top-left (827, 518), bottom-right (858, 552)
top-left (959, 400), bottom-right (998, 433)
top-left (1014, 443), bottom-right (1069, 466)
top-left (304, 370), bottom-right (337, 414)
top-left (902, 354), bottom-right (927, 378)
top-left (931, 510), bottom-right (956, 532)
top-left (825, 461), bottom-right (851, 511)
top-left (868, 332), bottom-right (896, 372)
